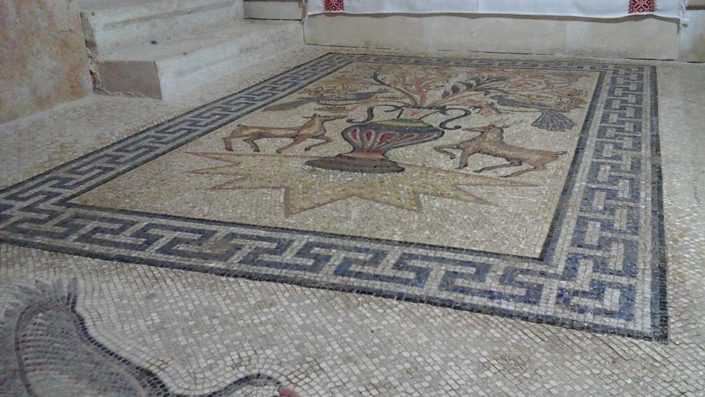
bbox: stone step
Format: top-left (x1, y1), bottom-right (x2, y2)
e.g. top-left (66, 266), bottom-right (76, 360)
top-left (79, 0), bottom-right (242, 57)
top-left (94, 21), bottom-right (302, 99)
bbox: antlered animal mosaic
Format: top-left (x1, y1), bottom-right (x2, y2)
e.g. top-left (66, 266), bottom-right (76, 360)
top-left (73, 62), bottom-right (596, 256)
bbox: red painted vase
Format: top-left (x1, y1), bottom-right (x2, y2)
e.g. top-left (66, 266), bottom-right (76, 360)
top-left (305, 118), bottom-right (444, 173)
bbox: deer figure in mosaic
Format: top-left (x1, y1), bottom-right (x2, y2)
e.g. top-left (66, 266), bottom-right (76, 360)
top-left (223, 113), bottom-right (346, 154)
top-left (434, 122), bottom-right (567, 177)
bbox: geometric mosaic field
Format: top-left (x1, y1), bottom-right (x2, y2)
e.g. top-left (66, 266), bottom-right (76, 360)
top-left (0, 53), bottom-right (667, 340)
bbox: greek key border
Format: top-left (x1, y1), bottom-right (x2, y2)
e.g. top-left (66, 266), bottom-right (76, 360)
top-left (0, 53), bottom-right (667, 340)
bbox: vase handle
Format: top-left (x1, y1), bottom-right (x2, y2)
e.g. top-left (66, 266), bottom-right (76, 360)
top-left (347, 104), bottom-right (404, 124)
top-left (438, 108), bottom-right (473, 130)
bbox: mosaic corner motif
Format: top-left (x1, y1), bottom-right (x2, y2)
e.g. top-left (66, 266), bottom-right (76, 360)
top-left (0, 53), bottom-right (668, 340)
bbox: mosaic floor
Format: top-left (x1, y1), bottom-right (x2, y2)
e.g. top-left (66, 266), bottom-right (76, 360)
top-left (1, 49), bottom-right (704, 396)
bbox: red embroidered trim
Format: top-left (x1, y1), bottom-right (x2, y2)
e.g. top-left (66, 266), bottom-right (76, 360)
top-left (325, 0), bottom-right (344, 12)
top-left (629, 0), bottom-right (655, 13)
top-left (325, 1), bottom-right (654, 15)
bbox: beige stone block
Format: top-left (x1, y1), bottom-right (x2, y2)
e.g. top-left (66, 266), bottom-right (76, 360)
top-left (0, 0), bottom-right (91, 124)
top-left (564, 16), bottom-right (679, 59)
top-left (680, 10), bottom-right (705, 62)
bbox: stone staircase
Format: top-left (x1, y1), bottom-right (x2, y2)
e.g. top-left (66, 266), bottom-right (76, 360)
top-left (78, 0), bottom-right (302, 99)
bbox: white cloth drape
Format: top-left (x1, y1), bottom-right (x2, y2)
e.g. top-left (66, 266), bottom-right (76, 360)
top-left (307, 0), bottom-right (686, 20)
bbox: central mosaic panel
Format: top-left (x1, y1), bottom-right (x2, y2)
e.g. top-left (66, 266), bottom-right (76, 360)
top-left (0, 53), bottom-right (667, 339)
top-left (74, 63), bottom-right (597, 257)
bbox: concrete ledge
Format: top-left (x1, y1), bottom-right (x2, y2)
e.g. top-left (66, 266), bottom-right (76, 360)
top-left (305, 14), bottom-right (681, 60)
top-left (80, 0), bottom-right (239, 57)
top-left (244, 0), bottom-right (301, 19)
top-left (95, 21), bottom-right (302, 99)
top-left (680, 9), bottom-right (705, 62)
